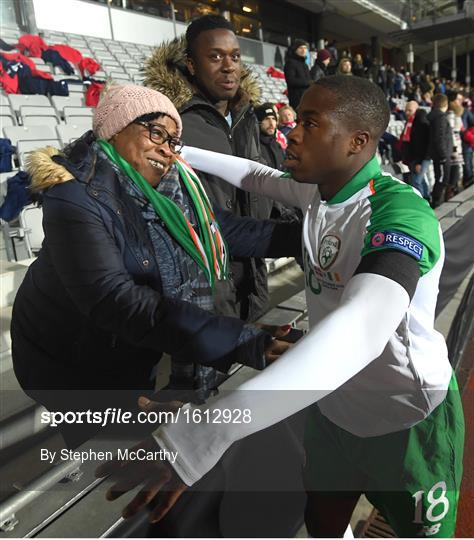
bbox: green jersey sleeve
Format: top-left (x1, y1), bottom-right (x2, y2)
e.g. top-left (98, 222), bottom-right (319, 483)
top-left (361, 175), bottom-right (441, 276)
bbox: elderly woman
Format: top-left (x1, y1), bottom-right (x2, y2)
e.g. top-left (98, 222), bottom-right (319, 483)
top-left (11, 85), bottom-right (299, 447)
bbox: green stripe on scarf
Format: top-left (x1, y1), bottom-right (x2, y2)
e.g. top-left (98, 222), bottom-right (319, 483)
top-left (97, 139), bottom-right (227, 287)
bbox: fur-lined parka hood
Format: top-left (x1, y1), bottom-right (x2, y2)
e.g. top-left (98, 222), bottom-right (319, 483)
top-left (27, 132), bottom-right (97, 192)
top-left (143, 35), bottom-right (261, 111)
top-left (27, 146), bottom-right (74, 192)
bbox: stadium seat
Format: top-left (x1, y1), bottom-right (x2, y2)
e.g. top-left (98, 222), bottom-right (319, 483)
top-left (0, 115), bottom-right (15, 127)
top-left (69, 39), bottom-right (87, 48)
top-left (22, 115), bottom-right (59, 128)
top-left (1, 27), bottom-right (20, 41)
top-left (101, 61), bottom-right (121, 69)
top-left (0, 170), bottom-right (18, 202)
top-left (36, 65), bottom-right (53, 74)
top-left (116, 56), bottom-right (134, 64)
top-left (124, 67), bottom-right (140, 75)
top-left (56, 124), bottom-right (90, 146)
top-left (111, 75), bottom-right (131, 83)
top-left (74, 47), bottom-right (92, 56)
top-left (0, 95), bottom-right (10, 106)
top-left (67, 84), bottom-right (86, 94)
top-left (3, 125), bottom-right (57, 146)
top-left (64, 117), bottom-right (93, 128)
top-left (8, 95), bottom-right (51, 114)
top-left (0, 105), bottom-right (16, 125)
top-left (51, 95), bottom-right (84, 116)
top-left (48, 32), bottom-right (67, 43)
top-left (20, 106), bottom-right (58, 126)
top-left (53, 74), bottom-right (80, 82)
top-left (16, 139), bottom-right (61, 169)
top-left (63, 106), bottom-right (93, 121)
top-left (30, 57), bottom-right (46, 66)
top-left (19, 205), bottom-right (44, 255)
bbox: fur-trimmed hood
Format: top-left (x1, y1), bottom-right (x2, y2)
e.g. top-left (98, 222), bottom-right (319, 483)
top-left (143, 35), bottom-right (261, 111)
top-left (27, 146), bottom-right (74, 192)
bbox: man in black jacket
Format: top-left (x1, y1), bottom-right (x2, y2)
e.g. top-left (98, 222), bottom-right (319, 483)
top-left (255, 102), bottom-right (285, 170)
top-left (407, 107), bottom-right (431, 199)
top-left (145, 15), bottom-right (274, 322)
top-left (427, 93), bottom-right (453, 207)
top-left (255, 102), bottom-right (302, 226)
top-left (310, 49), bottom-right (330, 82)
top-left (284, 39), bottom-right (311, 109)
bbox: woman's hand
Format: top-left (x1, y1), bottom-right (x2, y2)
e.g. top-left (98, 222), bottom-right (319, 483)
top-left (95, 437), bottom-right (187, 523)
top-left (264, 338), bottom-right (293, 364)
top-left (95, 396), bottom-right (188, 522)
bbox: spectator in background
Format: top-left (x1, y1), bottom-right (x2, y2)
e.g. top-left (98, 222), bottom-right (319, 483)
top-left (310, 48), bottom-right (330, 82)
top-left (440, 78), bottom-right (448, 94)
top-left (420, 73), bottom-right (434, 95)
top-left (400, 100), bottom-right (418, 165)
top-left (461, 96), bottom-right (474, 187)
top-left (337, 57), bottom-right (352, 76)
top-left (407, 84), bottom-right (422, 103)
top-left (255, 103), bottom-right (285, 170)
top-left (421, 91), bottom-right (433, 107)
top-left (352, 53), bottom-right (366, 78)
top-left (408, 108), bottom-right (431, 200)
top-left (377, 63), bottom-right (388, 95)
top-left (394, 69), bottom-right (406, 98)
top-left (428, 93), bottom-right (453, 207)
top-left (255, 103), bottom-right (302, 226)
top-left (367, 58), bottom-right (379, 84)
top-left (386, 65), bottom-right (396, 97)
top-left (278, 105), bottom-right (297, 137)
top-left (452, 90), bottom-right (474, 187)
top-left (446, 100), bottom-right (465, 198)
top-left (326, 39), bottom-right (338, 74)
top-left (284, 39), bottom-right (311, 109)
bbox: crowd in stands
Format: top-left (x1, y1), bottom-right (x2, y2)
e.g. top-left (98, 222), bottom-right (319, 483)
top-left (1, 27), bottom-right (473, 230)
top-left (282, 41), bottom-right (474, 208)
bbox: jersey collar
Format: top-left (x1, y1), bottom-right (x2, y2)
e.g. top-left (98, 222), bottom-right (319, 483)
top-left (327, 155), bottom-right (381, 205)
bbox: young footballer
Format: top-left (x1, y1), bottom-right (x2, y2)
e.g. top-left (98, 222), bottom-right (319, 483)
top-left (97, 76), bottom-right (464, 538)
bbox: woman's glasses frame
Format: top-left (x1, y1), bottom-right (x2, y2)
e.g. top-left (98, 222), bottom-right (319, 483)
top-left (135, 120), bottom-right (184, 154)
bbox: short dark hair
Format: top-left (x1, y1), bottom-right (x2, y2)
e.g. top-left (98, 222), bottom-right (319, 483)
top-left (447, 89), bottom-right (462, 102)
top-left (185, 14), bottom-right (234, 58)
top-left (432, 93), bottom-right (448, 109)
top-left (314, 75), bottom-right (390, 140)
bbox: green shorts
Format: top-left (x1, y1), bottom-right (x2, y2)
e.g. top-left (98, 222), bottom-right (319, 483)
top-left (303, 374), bottom-right (465, 538)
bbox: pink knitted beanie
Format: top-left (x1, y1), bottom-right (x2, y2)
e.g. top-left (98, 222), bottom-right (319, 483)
top-left (93, 84), bottom-right (182, 140)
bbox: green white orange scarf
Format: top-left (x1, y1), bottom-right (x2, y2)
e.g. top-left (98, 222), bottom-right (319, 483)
top-left (97, 139), bottom-right (228, 287)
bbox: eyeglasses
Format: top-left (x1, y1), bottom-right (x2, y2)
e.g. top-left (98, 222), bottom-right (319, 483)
top-left (135, 121), bottom-right (184, 154)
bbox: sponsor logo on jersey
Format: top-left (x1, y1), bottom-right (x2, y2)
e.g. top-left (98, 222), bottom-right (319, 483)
top-left (318, 235), bottom-right (341, 270)
top-left (370, 230), bottom-right (423, 260)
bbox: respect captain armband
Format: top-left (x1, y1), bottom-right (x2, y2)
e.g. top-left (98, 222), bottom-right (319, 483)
top-left (369, 231), bottom-right (423, 261)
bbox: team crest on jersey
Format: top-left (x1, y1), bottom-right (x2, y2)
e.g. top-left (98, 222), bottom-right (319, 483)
top-left (318, 235), bottom-right (341, 270)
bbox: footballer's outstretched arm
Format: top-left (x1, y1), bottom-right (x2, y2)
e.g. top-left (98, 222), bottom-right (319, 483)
top-left (154, 255), bottom-right (415, 485)
top-left (181, 146), bottom-right (317, 211)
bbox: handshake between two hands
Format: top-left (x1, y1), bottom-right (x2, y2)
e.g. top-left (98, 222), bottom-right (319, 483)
top-left (95, 323), bottom-right (299, 523)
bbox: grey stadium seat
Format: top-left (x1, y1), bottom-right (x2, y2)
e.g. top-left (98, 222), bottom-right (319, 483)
top-left (56, 124), bottom-right (89, 146)
top-left (3, 125), bottom-right (57, 146)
